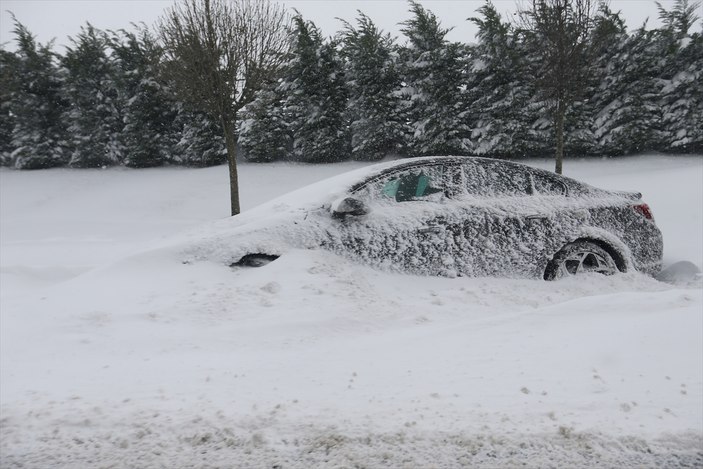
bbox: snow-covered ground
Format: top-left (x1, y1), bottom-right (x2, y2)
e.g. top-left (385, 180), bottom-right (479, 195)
top-left (1, 155), bottom-right (702, 467)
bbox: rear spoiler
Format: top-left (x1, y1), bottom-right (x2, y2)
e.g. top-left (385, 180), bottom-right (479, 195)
top-left (610, 190), bottom-right (642, 201)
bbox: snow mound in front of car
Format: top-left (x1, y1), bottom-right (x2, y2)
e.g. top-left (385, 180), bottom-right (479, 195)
top-left (2, 248), bottom-right (701, 467)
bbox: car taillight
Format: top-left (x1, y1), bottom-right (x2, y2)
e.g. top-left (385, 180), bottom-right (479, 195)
top-left (633, 203), bottom-right (654, 220)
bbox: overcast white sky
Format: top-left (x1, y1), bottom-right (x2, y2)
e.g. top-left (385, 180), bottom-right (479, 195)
top-left (1, 0), bottom-right (700, 51)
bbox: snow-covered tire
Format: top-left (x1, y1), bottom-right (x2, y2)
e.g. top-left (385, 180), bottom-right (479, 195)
top-left (544, 240), bottom-right (619, 281)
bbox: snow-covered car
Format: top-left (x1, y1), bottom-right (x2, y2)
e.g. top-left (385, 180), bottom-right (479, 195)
top-left (187, 156), bottom-right (663, 280)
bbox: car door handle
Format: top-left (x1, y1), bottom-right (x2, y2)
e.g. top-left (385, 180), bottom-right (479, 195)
top-left (418, 225), bottom-right (443, 234)
top-left (525, 215), bottom-right (548, 221)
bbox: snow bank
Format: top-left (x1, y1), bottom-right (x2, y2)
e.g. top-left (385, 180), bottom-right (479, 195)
top-left (1, 155), bottom-right (701, 467)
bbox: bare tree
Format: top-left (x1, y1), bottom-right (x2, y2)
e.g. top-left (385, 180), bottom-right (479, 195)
top-left (519, 0), bottom-right (600, 174)
top-left (159, 0), bottom-right (289, 215)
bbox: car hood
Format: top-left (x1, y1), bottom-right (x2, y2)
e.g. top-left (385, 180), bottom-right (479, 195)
top-left (175, 165), bottom-right (388, 265)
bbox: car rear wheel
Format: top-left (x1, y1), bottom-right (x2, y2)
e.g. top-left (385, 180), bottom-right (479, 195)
top-left (544, 240), bottom-right (619, 280)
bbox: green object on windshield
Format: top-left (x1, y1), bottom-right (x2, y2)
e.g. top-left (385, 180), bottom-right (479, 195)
top-left (382, 171), bottom-right (441, 202)
top-left (382, 179), bottom-right (400, 198)
top-left (416, 174), bottom-right (429, 196)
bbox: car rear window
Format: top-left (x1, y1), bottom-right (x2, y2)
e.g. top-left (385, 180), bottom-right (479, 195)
top-left (462, 160), bottom-right (568, 197)
top-left (462, 160), bottom-right (531, 197)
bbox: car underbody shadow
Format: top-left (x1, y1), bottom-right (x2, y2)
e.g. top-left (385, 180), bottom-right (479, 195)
top-left (231, 253), bottom-right (280, 268)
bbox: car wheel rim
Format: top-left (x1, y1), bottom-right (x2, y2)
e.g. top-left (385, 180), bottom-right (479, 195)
top-left (557, 250), bottom-right (617, 278)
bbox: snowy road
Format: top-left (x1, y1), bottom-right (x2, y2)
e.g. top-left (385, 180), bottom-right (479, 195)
top-left (1, 155), bottom-right (701, 467)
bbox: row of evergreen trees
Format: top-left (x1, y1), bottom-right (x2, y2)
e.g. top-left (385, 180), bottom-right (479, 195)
top-left (0, 21), bottom-right (226, 169)
top-left (240, 1), bottom-right (702, 163)
top-left (1, 1), bottom-right (701, 169)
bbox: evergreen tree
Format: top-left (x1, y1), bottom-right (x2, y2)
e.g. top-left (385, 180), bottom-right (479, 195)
top-left (62, 24), bottom-right (124, 168)
top-left (466, 2), bottom-right (511, 156)
top-left (111, 27), bottom-right (180, 167)
top-left (587, 4), bottom-right (630, 155)
top-left (515, 74), bottom-right (554, 158)
top-left (341, 13), bottom-right (405, 161)
top-left (284, 16), bottom-right (349, 163)
top-left (656, 0), bottom-right (700, 38)
top-left (239, 81), bottom-right (291, 162)
top-left (656, 0), bottom-right (702, 152)
top-left (589, 25), bottom-right (662, 154)
top-left (0, 49), bottom-right (19, 165)
top-left (467, 2), bottom-right (544, 158)
top-left (4, 18), bottom-right (69, 169)
top-left (399, 1), bottom-right (471, 157)
top-left (172, 108), bottom-right (227, 167)
top-left (669, 29), bottom-right (703, 152)
top-left (562, 3), bottom-right (627, 156)
top-left (562, 98), bottom-right (598, 156)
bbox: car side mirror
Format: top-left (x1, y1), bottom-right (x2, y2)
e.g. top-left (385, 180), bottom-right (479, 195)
top-left (331, 197), bottom-right (369, 219)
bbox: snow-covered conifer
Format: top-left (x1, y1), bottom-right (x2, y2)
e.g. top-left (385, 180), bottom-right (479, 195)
top-left (656, 0), bottom-right (700, 39)
top-left (656, 0), bottom-right (702, 153)
top-left (466, 3), bottom-right (541, 158)
top-left (111, 28), bottom-right (180, 168)
top-left (284, 16), bottom-right (350, 163)
top-left (588, 25), bottom-right (658, 154)
top-left (4, 19), bottom-right (69, 169)
top-left (398, 2), bottom-right (471, 157)
top-left (340, 13), bottom-right (405, 161)
top-left (667, 30), bottom-right (702, 152)
top-left (239, 81), bottom-right (291, 162)
top-left (562, 4), bottom-right (628, 156)
top-left (62, 24), bottom-right (124, 167)
top-left (172, 109), bottom-right (227, 167)
top-left (0, 49), bottom-right (18, 165)
top-left (583, 6), bottom-right (627, 155)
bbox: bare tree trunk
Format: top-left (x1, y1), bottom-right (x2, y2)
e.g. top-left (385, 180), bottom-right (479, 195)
top-left (520, 0), bottom-right (598, 175)
top-left (159, 0), bottom-right (290, 218)
top-left (223, 119), bottom-right (240, 216)
top-left (555, 99), bottom-right (565, 175)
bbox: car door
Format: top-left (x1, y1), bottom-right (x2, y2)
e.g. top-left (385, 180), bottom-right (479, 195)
top-left (524, 167), bottom-right (579, 271)
top-left (334, 163), bottom-right (464, 276)
top-left (454, 160), bottom-right (558, 278)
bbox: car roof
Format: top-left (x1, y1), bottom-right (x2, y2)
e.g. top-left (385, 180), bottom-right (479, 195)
top-left (348, 155), bottom-right (554, 191)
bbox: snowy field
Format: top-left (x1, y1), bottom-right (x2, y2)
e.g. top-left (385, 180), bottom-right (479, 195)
top-left (1, 155), bottom-right (702, 467)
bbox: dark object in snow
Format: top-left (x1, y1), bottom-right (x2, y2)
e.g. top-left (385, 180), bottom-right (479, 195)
top-left (222, 156), bottom-right (663, 280)
top-left (331, 197), bottom-right (369, 219)
top-left (233, 253), bottom-right (279, 268)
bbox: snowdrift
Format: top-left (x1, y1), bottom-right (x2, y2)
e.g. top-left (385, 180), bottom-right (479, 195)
top-left (1, 155), bottom-right (701, 467)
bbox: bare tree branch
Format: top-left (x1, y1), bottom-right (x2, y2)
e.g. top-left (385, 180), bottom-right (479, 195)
top-left (159, 0), bottom-right (290, 215)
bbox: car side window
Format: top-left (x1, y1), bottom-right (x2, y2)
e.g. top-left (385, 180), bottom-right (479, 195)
top-left (355, 165), bottom-right (454, 204)
top-left (462, 160), bottom-right (531, 197)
